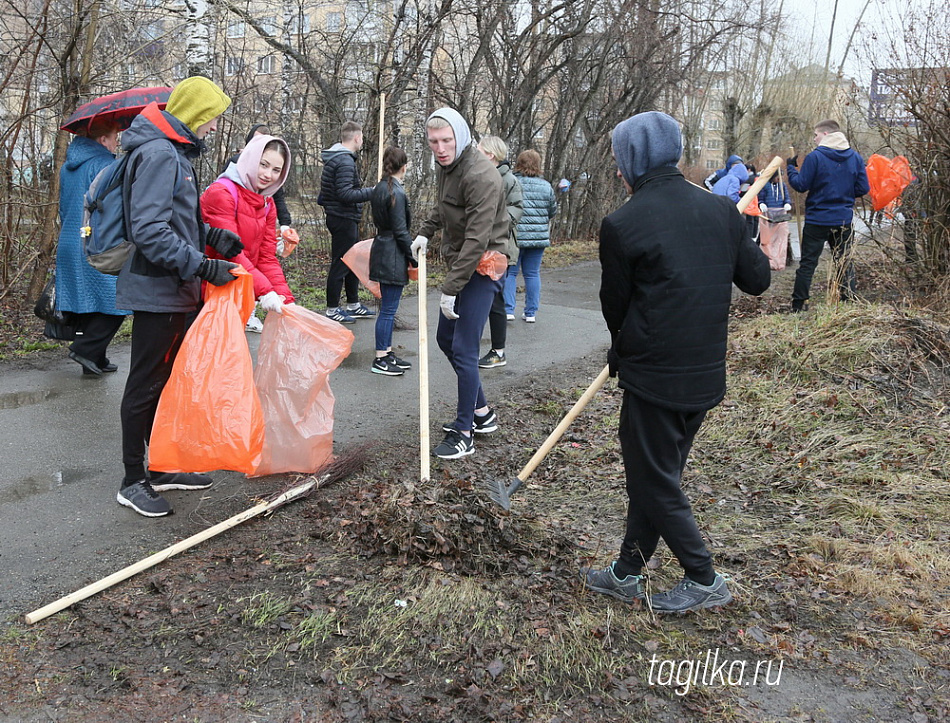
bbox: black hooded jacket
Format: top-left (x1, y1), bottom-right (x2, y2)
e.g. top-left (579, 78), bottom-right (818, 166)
top-left (599, 167), bottom-right (771, 412)
top-left (318, 143), bottom-right (372, 221)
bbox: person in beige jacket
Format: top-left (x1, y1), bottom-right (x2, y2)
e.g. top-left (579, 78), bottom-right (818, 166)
top-left (412, 108), bottom-right (509, 459)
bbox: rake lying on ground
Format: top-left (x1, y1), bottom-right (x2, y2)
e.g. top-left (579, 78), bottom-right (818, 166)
top-left (24, 446), bottom-right (371, 624)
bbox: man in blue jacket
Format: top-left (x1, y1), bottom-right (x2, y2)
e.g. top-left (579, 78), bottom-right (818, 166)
top-left (585, 112), bottom-right (770, 613)
top-left (786, 119), bottom-right (870, 312)
top-left (116, 76), bottom-right (243, 517)
top-left (703, 153), bottom-right (745, 191)
top-left (319, 121), bottom-right (375, 323)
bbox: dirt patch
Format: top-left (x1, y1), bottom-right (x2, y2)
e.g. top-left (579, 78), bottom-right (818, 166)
top-left (2, 249), bottom-right (949, 722)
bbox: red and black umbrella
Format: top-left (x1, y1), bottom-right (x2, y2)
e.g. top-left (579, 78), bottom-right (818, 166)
top-left (60, 86), bottom-right (173, 134)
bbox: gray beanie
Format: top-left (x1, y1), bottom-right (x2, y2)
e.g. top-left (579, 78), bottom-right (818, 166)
top-left (611, 111), bottom-right (683, 187)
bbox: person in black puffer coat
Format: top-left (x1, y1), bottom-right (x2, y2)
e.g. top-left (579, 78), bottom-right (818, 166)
top-left (368, 147), bottom-right (415, 376)
top-left (582, 111), bottom-right (771, 614)
top-left (319, 120), bottom-right (375, 323)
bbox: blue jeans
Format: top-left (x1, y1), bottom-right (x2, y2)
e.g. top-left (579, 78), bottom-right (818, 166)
top-left (374, 283), bottom-right (403, 351)
top-left (436, 272), bottom-right (501, 432)
top-left (504, 247), bottom-right (545, 316)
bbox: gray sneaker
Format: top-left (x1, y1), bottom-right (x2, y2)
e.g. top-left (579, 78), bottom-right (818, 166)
top-left (581, 562), bottom-right (645, 603)
top-left (650, 574), bottom-right (732, 613)
top-left (117, 479), bottom-right (172, 517)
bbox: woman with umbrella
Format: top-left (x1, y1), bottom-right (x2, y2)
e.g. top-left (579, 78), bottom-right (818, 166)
top-left (55, 87), bottom-right (170, 375)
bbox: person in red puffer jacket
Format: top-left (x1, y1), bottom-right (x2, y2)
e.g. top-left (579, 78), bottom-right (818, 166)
top-left (201, 134), bottom-right (295, 317)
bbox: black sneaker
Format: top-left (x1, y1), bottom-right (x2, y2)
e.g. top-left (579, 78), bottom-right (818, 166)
top-left (441, 408), bottom-right (498, 435)
top-left (149, 472), bottom-right (213, 492)
top-left (432, 429), bottom-right (474, 459)
top-left (347, 303), bottom-right (376, 318)
top-left (581, 562), bottom-right (645, 603)
top-left (387, 351), bottom-right (411, 370)
top-left (326, 308), bottom-right (356, 324)
top-left (473, 407), bottom-right (498, 433)
top-left (372, 356), bottom-right (404, 376)
top-left (117, 479), bottom-right (172, 517)
top-left (478, 349), bottom-right (506, 368)
top-left (650, 574), bottom-right (732, 613)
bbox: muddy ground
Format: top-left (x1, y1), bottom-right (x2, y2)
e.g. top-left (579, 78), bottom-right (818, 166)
top-left (1, 245), bottom-right (948, 722)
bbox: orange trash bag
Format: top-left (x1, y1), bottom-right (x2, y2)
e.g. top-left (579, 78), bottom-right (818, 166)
top-left (866, 154), bottom-right (913, 211)
top-left (342, 238), bottom-right (381, 298)
top-left (251, 304), bottom-right (354, 477)
top-left (149, 268), bottom-right (265, 474)
top-left (475, 250), bottom-right (508, 280)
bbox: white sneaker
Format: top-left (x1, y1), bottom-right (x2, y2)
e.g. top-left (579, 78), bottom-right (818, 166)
top-left (506, 314), bottom-right (515, 321)
top-left (245, 313), bottom-right (263, 333)
top-left (523, 315), bottom-right (536, 323)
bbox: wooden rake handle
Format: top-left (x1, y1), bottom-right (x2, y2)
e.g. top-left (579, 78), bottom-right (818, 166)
top-left (515, 365), bottom-right (611, 483)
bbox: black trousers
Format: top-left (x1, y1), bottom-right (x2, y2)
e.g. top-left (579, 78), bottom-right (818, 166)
top-left (325, 214), bottom-right (361, 308)
top-left (792, 223), bottom-right (856, 307)
top-left (486, 289), bottom-right (507, 350)
top-left (617, 391), bottom-right (714, 584)
top-left (68, 312), bottom-right (125, 366)
top-left (120, 311), bottom-right (194, 482)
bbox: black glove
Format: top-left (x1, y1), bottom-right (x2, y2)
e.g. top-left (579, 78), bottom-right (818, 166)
top-left (608, 346), bottom-right (620, 378)
top-left (406, 255), bottom-right (419, 268)
top-left (196, 257), bottom-right (239, 286)
top-left (786, 156), bottom-right (798, 168)
top-left (206, 227), bottom-right (244, 259)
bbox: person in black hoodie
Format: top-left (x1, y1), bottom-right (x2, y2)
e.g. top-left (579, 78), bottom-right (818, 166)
top-left (583, 111), bottom-right (770, 613)
top-left (368, 146), bottom-right (415, 376)
top-left (319, 120), bottom-right (375, 324)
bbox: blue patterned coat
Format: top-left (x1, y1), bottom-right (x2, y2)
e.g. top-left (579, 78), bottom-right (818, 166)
top-left (55, 136), bottom-right (127, 315)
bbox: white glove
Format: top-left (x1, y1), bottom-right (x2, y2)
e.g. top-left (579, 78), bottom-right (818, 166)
top-left (280, 225), bottom-right (290, 234)
top-left (411, 235), bottom-right (428, 260)
top-left (758, 203), bottom-right (768, 214)
top-left (259, 290), bottom-right (285, 314)
top-left (439, 293), bottom-right (458, 320)
top-left (783, 203), bottom-right (792, 212)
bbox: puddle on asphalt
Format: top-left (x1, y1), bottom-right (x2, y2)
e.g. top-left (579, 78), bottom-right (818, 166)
top-left (0, 389), bottom-right (56, 410)
top-left (0, 469), bottom-right (86, 505)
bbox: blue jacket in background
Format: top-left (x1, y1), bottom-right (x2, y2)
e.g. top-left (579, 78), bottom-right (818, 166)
top-left (758, 179), bottom-right (791, 209)
top-left (703, 154), bottom-right (744, 190)
top-left (319, 143), bottom-right (372, 221)
top-left (55, 136), bottom-right (129, 315)
top-left (711, 163), bottom-right (749, 204)
top-left (787, 143), bottom-right (870, 226)
top-left (514, 174), bottom-right (557, 248)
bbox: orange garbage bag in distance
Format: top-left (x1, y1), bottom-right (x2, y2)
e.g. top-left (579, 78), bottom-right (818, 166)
top-left (251, 304), bottom-right (355, 477)
top-left (341, 238), bottom-right (381, 298)
top-left (149, 267), bottom-right (265, 474)
top-left (866, 154), bottom-right (913, 212)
